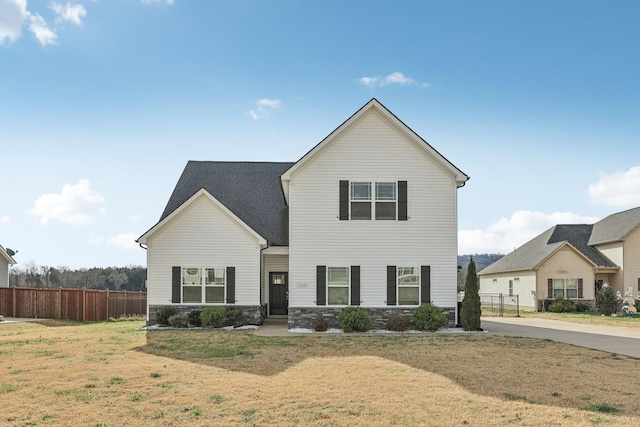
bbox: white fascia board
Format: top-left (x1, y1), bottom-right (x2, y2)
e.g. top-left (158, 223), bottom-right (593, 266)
top-left (137, 188), bottom-right (267, 247)
top-left (0, 246), bottom-right (16, 265)
top-left (262, 246), bottom-right (289, 255)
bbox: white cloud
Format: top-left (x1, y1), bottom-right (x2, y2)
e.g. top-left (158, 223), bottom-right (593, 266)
top-left (249, 98), bottom-right (282, 120)
top-left (28, 13), bottom-right (57, 45)
top-left (357, 72), bottom-right (429, 89)
top-left (50, 2), bottom-right (86, 25)
top-left (29, 179), bottom-right (106, 225)
top-left (256, 98), bottom-right (281, 108)
top-left (108, 232), bottom-right (139, 251)
top-left (459, 210), bottom-right (601, 255)
top-left (141, 0), bottom-right (174, 4)
top-left (0, 0), bottom-right (29, 44)
top-left (588, 166), bottom-right (640, 207)
top-left (129, 212), bottom-right (142, 222)
top-left (0, 215), bottom-right (11, 223)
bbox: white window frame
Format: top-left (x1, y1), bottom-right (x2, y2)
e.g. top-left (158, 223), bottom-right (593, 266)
top-left (349, 181), bottom-right (397, 221)
top-left (397, 266), bottom-right (420, 306)
top-left (553, 278), bottom-right (578, 299)
top-left (327, 266), bottom-right (350, 306)
top-left (181, 267), bottom-right (226, 304)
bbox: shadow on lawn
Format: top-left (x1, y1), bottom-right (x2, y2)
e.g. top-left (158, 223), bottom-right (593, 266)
top-left (136, 329), bottom-right (640, 417)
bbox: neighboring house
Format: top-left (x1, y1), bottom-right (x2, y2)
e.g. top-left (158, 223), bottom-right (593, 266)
top-left (478, 206), bottom-right (640, 310)
top-left (0, 245), bottom-right (17, 288)
top-left (137, 99), bottom-right (469, 328)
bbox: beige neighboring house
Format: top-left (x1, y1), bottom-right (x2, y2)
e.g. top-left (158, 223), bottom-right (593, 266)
top-left (0, 245), bottom-right (17, 288)
top-left (479, 207), bottom-right (640, 310)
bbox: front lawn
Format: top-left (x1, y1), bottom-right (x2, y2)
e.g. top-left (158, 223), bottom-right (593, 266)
top-left (519, 310), bottom-right (640, 329)
top-left (0, 319), bottom-right (639, 425)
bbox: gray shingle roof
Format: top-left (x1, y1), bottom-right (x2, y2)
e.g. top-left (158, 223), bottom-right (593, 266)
top-left (160, 161), bottom-right (294, 246)
top-left (479, 224), bottom-right (617, 275)
top-left (588, 206), bottom-right (640, 246)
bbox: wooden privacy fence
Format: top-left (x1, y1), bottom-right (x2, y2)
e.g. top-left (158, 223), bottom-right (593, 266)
top-left (0, 287), bottom-right (146, 321)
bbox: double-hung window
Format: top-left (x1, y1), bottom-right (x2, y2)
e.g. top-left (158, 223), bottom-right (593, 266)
top-left (327, 267), bottom-right (350, 305)
top-left (181, 267), bottom-right (226, 303)
top-left (349, 181), bottom-right (396, 220)
top-left (397, 267), bottom-right (420, 305)
top-left (553, 278), bottom-right (578, 299)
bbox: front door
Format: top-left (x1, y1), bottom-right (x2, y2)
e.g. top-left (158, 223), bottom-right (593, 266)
top-left (269, 272), bottom-right (288, 315)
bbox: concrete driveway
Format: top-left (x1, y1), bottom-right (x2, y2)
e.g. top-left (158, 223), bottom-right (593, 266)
top-left (482, 316), bottom-right (640, 359)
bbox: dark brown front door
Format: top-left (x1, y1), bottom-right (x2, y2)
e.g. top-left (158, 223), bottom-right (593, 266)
top-left (269, 272), bottom-right (288, 315)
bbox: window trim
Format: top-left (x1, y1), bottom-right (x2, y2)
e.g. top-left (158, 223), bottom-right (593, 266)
top-left (349, 180), bottom-right (397, 221)
top-left (552, 278), bottom-right (579, 299)
top-left (327, 266), bottom-right (350, 306)
top-left (397, 266), bottom-right (420, 306)
top-left (181, 267), bottom-right (227, 304)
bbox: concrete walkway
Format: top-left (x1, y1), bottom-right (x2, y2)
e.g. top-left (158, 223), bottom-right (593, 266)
top-left (482, 316), bottom-right (640, 359)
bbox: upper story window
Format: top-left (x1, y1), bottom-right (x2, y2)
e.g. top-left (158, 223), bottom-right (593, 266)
top-left (348, 181), bottom-right (397, 220)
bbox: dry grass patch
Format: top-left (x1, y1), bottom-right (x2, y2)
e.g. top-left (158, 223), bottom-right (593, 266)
top-left (0, 320), bottom-right (638, 426)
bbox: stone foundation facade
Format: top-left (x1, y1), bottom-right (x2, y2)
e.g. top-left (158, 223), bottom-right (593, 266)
top-left (287, 306), bottom-right (456, 330)
top-left (147, 304), bottom-right (264, 326)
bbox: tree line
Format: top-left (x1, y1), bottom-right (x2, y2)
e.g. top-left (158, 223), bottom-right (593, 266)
top-left (457, 253), bottom-right (504, 291)
top-left (9, 261), bottom-right (146, 292)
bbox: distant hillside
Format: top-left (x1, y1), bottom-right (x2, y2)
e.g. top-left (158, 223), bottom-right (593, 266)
top-left (456, 254), bottom-right (504, 290)
top-left (457, 253), bottom-right (504, 271)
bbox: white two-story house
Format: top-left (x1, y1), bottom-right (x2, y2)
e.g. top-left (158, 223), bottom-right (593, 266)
top-left (137, 99), bottom-right (469, 328)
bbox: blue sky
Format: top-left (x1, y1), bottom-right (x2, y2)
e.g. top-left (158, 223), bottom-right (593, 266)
top-left (1, 0), bottom-right (639, 269)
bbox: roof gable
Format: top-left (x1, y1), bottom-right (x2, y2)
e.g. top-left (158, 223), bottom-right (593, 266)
top-left (479, 224), bottom-right (617, 275)
top-left (589, 206), bottom-right (640, 246)
top-left (139, 162), bottom-right (293, 246)
top-left (280, 99), bottom-right (469, 204)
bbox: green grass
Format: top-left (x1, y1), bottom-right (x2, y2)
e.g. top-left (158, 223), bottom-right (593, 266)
top-left (583, 403), bottom-right (620, 413)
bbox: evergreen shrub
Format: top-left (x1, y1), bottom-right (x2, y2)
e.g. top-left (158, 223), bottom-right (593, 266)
top-left (156, 306), bottom-right (178, 326)
top-left (412, 303), bottom-right (447, 331)
top-left (201, 307), bottom-right (227, 328)
top-left (337, 307), bottom-right (371, 332)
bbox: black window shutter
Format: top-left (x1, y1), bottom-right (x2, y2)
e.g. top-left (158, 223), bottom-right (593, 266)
top-left (316, 266), bottom-right (326, 305)
top-left (577, 278), bottom-right (583, 298)
top-left (350, 266), bottom-right (360, 305)
top-left (226, 267), bottom-right (235, 303)
top-left (171, 266), bottom-right (181, 303)
top-left (398, 181), bottom-right (408, 221)
top-left (421, 265), bottom-right (431, 303)
top-left (387, 266), bottom-right (396, 305)
top-left (547, 278), bottom-right (553, 298)
top-left (637, 278), bottom-right (640, 293)
top-left (339, 180), bottom-right (349, 220)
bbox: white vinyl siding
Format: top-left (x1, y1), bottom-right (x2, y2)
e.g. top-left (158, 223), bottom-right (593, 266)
top-left (288, 109), bottom-right (458, 308)
top-left (146, 194), bottom-right (262, 306)
top-left (479, 271), bottom-right (537, 309)
top-left (0, 259), bottom-right (8, 287)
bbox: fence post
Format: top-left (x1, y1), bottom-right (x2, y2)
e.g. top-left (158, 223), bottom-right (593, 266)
top-left (516, 295), bottom-right (520, 317)
top-left (82, 288), bottom-right (86, 322)
top-left (106, 290), bottom-right (110, 320)
top-left (124, 290), bottom-right (127, 316)
top-left (58, 288), bottom-right (62, 319)
top-left (12, 286), bottom-right (17, 317)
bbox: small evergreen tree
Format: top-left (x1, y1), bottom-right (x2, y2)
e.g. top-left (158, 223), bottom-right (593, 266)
top-left (461, 256), bottom-right (481, 331)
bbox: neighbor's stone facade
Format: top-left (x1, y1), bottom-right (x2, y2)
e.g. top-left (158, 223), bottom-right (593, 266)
top-left (148, 304), bottom-right (264, 326)
top-left (287, 307), bottom-right (456, 330)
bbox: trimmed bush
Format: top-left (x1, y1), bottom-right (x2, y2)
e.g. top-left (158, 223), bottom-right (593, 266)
top-left (596, 286), bottom-right (617, 316)
top-left (548, 297), bottom-right (574, 313)
top-left (188, 309), bottom-right (202, 327)
top-left (337, 307), bottom-right (372, 332)
top-left (200, 307), bottom-right (227, 328)
top-left (574, 303), bottom-right (590, 312)
top-left (225, 308), bottom-right (242, 326)
top-left (311, 316), bottom-right (328, 332)
top-left (386, 314), bottom-right (408, 332)
top-left (156, 306), bottom-right (178, 326)
top-left (168, 313), bottom-right (189, 328)
top-left (412, 303), bottom-right (447, 331)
